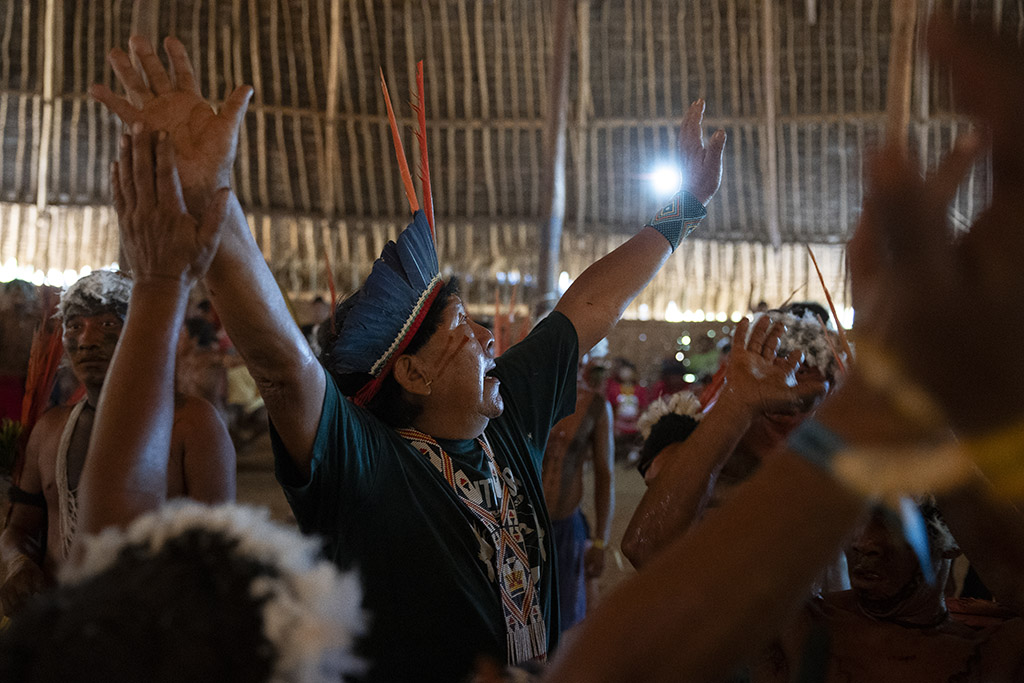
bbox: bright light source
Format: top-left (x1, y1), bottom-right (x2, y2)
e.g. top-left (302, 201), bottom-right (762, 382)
top-left (681, 335), bottom-right (691, 345)
top-left (638, 303), bottom-right (651, 321)
top-left (715, 311), bottom-right (728, 322)
top-left (558, 271), bottom-right (572, 294)
top-left (508, 269), bottom-right (521, 285)
top-left (664, 300), bottom-right (684, 323)
top-left (675, 351), bottom-right (684, 362)
top-left (683, 373), bottom-right (696, 383)
top-left (693, 309), bottom-right (706, 322)
top-left (649, 164), bottom-right (682, 197)
top-left (730, 311), bottom-right (744, 322)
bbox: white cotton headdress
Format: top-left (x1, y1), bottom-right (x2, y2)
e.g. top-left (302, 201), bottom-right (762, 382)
top-left (637, 390), bottom-right (703, 441)
top-left (63, 501), bottom-right (366, 682)
top-left (57, 270), bottom-right (133, 321)
top-left (746, 309), bottom-right (845, 378)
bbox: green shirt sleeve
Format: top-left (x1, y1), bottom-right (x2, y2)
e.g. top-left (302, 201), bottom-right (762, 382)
top-left (271, 366), bottom-right (383, 532)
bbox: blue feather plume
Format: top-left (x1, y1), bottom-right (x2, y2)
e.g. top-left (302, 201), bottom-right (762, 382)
top-left (331, 211), bottom-right (440, 375)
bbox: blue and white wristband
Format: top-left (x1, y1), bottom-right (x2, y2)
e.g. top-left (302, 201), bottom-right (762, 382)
top-left (786, 417), bottom-right (848, 473)
top-left (786, 417), bottom-right (937, 584)
top-left (646, 190), bottom-right (707, 251)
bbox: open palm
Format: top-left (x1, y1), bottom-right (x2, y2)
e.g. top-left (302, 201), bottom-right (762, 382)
top-left (91, 36), bottom-right (251, 216)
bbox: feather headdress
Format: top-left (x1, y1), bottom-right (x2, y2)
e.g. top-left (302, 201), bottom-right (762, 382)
top-left (327, 65), bottom-right (441, 406)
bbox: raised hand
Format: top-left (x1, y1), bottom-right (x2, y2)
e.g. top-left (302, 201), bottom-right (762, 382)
top-left (721, 317), bottom-right (828, 417)
top-left (112, 127), bottom-right (228, 287)
top-left (679, 99), bottom-right (727, 206)
top-left (91, 36), bottom-right (252, 216)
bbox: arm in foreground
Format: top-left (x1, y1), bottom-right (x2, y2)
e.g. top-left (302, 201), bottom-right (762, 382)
top-left (77, 130), bottom-right (226, 535)
top-left (0, 429), bottom-right (48, 615)
top-left (91, 36), bottom-right (325, 477)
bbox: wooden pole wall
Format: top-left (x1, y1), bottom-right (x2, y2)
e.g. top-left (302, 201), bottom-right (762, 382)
top-left (535, 0), bottom-right (573, 318)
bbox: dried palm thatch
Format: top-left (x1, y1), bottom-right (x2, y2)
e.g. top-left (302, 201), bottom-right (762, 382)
top-left (0, 1), bottom-right (1020, 318)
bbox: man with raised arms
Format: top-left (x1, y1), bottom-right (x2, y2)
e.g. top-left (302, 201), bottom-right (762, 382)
top-left (92, 37), bottom-right (725, 681)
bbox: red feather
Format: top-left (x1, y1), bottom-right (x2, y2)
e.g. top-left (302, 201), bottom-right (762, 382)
top-left (414, 61), bottom-right (435, 240)
top-left (380, 69), bottom-right (419, 215)
top-left (806, 246), bottom-right (853, 361)
top-left (15, 289), bottom-right (64, 483)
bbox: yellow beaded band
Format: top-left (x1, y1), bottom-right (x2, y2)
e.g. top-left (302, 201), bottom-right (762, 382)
top-left (852, 338), bottom-right (947, 431)
top-left (962, 421), bottom-right (1024, 500)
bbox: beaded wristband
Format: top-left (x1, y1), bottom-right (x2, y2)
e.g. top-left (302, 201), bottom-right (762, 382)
top-left (786, 417), bottom-right (947, 585)
top-left (788, 418), bottom-right (973, 500)
top-left (786, 417), bottom-right (848, 473)
top-left (646, 190), bottom-right (707, 251)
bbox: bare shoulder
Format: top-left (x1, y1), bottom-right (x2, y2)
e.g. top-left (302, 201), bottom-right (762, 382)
top-left (172, 394), bottom-right (226, 429)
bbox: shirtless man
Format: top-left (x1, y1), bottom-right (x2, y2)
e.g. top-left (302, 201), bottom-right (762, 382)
top-left (541, 354), bottom-right (614, 632)
top-left (0, 270), bottom-right (235, 616)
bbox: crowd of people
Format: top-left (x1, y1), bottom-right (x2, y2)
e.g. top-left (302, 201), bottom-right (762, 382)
top-left (1, 10), bottom-right (1024, 682)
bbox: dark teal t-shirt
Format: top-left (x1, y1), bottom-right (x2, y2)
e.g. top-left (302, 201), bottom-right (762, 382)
top-left (272, 311), bottom-right (579, 682)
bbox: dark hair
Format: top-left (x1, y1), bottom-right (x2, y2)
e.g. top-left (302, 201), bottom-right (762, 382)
top-left (183, 317), bottom-right (218, 349)
top-left (636, 413), bottom-right (701, 477)
top-left (780, 301), bottom-right (829, 324)
top-left (660, 359), bottom-right (687, 377)
top-left (318, 278), bottom-right (461, 428)
top-left (0, 529), bottom-right (276, 683)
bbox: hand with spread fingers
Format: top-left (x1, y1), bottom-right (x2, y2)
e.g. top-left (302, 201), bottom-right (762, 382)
top-left (91, 36), bottom-right (252, 216)
top-left (720, 317), bottom-right (828, 418)
top-left (112, 128), bottom-right (228, 288)
top-left (679, 99), bottom-right (727, 207)
top-left (847, 14), bottom-right (1024, 436)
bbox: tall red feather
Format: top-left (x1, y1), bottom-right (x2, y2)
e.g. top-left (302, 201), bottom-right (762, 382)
top-left (806, 246), bottom-right (853, 361)
top-left (414, 61), bottom-right (435, 240)
top-left (380, 69), bottom-right (419, 215)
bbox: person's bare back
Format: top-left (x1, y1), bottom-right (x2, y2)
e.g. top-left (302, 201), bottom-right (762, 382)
top-left (543, 384), bottom-right (605, 519)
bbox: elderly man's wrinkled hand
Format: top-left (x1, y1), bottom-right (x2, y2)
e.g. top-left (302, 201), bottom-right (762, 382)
top-left (91, 36), bottom-right (251, 217)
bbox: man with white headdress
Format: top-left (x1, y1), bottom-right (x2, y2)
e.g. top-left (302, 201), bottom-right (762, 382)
top-left (0, 270), bottom-right (235, 617)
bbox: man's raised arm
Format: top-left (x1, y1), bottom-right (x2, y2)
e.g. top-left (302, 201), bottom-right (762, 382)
top-left (91, 37), bottom-right (324, 476)
top-left (554, 100), bottom-right (725, 352)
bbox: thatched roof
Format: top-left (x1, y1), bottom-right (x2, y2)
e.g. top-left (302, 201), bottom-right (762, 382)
top-left (0, 1), bottom-right (1016, 319)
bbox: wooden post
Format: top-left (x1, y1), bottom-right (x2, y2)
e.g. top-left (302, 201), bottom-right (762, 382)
top-left (130, 0), bottom-right (160, 42)
top-left (535, 0), bottom-right (574, 319)
top-left (886, 0), bottom-right (918, 148)
top-left (761, 0), bottom-right (782, 248)
top-left (806, 0), bottom-right (817, 25)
